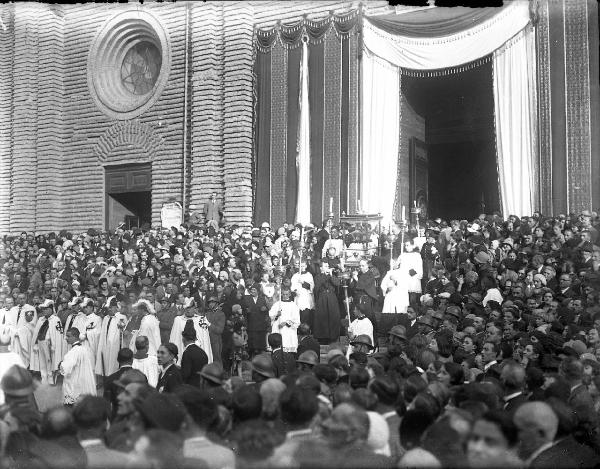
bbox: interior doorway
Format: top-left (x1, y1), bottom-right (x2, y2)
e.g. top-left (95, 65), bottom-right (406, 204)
top-left (105, 164), bottom-right (152, 230)
top-left (402, 61), bottom-right (499, 221)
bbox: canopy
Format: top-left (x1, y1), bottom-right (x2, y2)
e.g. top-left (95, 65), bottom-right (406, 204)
top-left (363, 1), bottom-right (531, 70)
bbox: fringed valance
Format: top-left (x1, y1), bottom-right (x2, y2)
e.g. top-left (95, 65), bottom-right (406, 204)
top-left (255, 8), bottom-right (360, 52)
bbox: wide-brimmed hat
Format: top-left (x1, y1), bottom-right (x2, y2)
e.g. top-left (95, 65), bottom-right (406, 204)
top-left (297, 350), bottom-right (319, 366)
top-left (350, 334), bottom-right (374, 349)
top-left (251, 354), bottom-right (276, 379)
top-left (199, 363), bottom-right (225, 385)
top-left (388, 325), bottom-right (407, 341)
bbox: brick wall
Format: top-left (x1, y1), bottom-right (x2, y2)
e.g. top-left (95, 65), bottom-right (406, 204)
top-left (0, 5), bottom-right (13, 234)
top-left (2, 1), bottom-right (596, 234)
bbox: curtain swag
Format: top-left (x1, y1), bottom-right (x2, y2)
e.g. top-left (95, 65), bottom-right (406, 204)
top-left (255, 9), bottom-right (361, 52)
top-left (362, 0), bottom-right (531, 70)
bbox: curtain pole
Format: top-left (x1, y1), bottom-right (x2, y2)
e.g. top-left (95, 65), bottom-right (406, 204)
top-left (357, 2), bottom-right (363, 214)
top-left (181, 2), bottom-right (190, 218)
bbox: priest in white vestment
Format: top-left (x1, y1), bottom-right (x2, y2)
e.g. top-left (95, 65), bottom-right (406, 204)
top-left (169, 306), bottom-right (212, 365)
top-left (10, 296), bottom-right (38, 330)
top-left (399, 242), bottom-right (423, 298)
top-left (62, 304), bottom-right (88, 358)
top-left (80, 298), bottom-right (102, 369)
top-left (291, 261), bottom-right (315, 311)
top-left (381, 267), bottom-right (410, 314)
top-left (129, 299), bottom-right (161, 356)
top-left (269, 288), bottom-right (301, 353)
top-left (132, 335), bottom-right (159, 387)
top-left (11, 309), bottom-right (35, 368)
top-left (30, 300), bottom-right (65, 384)
top-left (60, 326), bottom-right (96, 405)
top-left (95, 297), bottom-right (127, 377)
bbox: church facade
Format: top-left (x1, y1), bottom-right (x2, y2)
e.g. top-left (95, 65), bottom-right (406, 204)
top-left (0, 1), bottom-right (598, 234)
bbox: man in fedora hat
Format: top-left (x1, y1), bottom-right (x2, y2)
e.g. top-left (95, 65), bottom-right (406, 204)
top-left (251, 353), bottom-right (276, 386)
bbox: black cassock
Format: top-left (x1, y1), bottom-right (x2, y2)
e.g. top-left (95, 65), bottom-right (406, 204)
top-left (313, 273), bottom-right (341, 343)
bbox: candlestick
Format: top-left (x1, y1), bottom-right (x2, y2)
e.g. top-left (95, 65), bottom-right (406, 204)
top-left (329, 197), bottom-right (333, 215)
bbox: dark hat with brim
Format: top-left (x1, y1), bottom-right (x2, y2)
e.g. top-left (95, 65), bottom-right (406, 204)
top-left (198, 363), bottom-right (225, 385)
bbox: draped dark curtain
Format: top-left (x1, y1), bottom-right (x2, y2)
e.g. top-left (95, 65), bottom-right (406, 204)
top-left (253, 10), bottom-right (360, 228)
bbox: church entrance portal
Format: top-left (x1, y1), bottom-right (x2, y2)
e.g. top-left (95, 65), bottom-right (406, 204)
top-left (105, 164), bottom-right (152, 230)
top-left (402, 61), bottom-right (499, 221)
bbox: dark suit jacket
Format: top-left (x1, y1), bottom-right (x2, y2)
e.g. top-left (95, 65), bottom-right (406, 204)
top-left (503, 392), bottom-right (529, 416)
top-left (569, 384), bottom-right (598, 427)
top-left (181, 343), bottom-right (208, 387)
top-left (297, 336), bottom-right (320, 358)
top-left (157, 364), bottom-right (183, 393)
top-left (271, 349), bottom-right (296, 378)
top-left (243, 295), bottom-right (269, 332)
top-left (103, 365), bottom-right (133, 417)
top-left (531, 436), bottom-right (598, 469)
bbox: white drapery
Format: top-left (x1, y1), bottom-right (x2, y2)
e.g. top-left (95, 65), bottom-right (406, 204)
top-left (493, 26), bottom-right (537, 218)
top-left (360, 50), bottom-right (400, 226)
top-left (295, 40), bottom-right (311, 225)
top-left (362, 1), bottom-right (531, 70)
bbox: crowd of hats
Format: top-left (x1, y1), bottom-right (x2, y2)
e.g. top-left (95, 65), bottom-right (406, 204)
top-left (2, 210), bottom-right (600, 467)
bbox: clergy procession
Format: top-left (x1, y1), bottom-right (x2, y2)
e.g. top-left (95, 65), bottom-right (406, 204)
top-left (2, 210), bottom-right (600, 468)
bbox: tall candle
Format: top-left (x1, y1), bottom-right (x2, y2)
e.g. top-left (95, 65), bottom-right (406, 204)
top-left (329, 197), bottom-right (333, 214)
top-left (402, 205), bottom-right (406, 221)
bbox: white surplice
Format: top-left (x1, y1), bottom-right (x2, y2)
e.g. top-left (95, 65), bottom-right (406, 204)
top-left (381, 269), bottom-right (409, 314)
top-left (169, 315), bottom-right (213, 365)
top-left (62, 311), bottom-right (88, 358)
top-left (128, 314), bottom-right (161, 357)
top-left (269, 300), bottom-right (301, 353)
top-left (95, 313), bottom-right (127, 376)
top-left (11, 320), bottom-right (35, 368)
top-left (81, 312), bottom-right (102, 370)
top-left (290, 271), bottom-right (315, 310)
top-left (30, 315), bottom-right (65, 377)
top-left (132, 355), bottom-right (160, 387)
top-left (60, 342), bottom-right (96, 405)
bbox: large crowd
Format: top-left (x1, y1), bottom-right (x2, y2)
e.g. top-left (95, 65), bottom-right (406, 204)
top-left (1, 209), bottom-right (600, 468)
